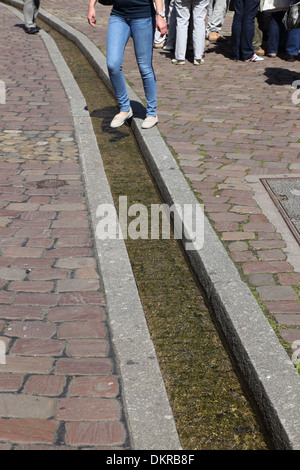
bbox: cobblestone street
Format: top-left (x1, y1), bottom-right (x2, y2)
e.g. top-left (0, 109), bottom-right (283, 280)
top-left (0, 0), bottom-right (300, 450)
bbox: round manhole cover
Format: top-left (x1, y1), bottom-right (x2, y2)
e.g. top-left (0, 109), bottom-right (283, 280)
top-left (36, 179), bottom-right (66, 189)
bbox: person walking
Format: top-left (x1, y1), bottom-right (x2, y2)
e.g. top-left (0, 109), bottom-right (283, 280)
top-left (23, 0), bottom-right (40, 34)
top-left (172, 0), bottom-right (210, 65)
top-left (87, 0), bottom-right (167, 129)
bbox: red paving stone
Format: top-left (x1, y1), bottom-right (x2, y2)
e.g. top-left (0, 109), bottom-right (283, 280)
top-left (0, 4), bottom-right (128, 449)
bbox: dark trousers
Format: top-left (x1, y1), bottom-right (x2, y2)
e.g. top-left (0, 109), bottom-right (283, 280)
top-left (268, 11), bottom-right (287, 54)
top-left (231, 0), bottom-right (260, 60)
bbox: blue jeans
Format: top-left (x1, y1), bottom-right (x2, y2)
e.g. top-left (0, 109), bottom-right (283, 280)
top-left (231, 0), bottom-right (260, 60)
top-left (106, 15), bottom-right (157, 116)
top-left (268, 11), bottom-right (287, 54)
top-left (286, 28), bottom-right (300, 56)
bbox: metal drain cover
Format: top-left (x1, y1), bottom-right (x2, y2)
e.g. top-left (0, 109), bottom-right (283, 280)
top-left (261, 177), bottom-right (300, 245)
top-left (36, 179), bottom-right (66, 189)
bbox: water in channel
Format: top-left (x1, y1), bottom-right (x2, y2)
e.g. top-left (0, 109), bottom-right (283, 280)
top-left (39, 18), bottom-right (270, 450)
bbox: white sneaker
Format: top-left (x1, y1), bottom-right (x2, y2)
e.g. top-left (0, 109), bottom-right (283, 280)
top-left (171, 59), bottom-right (185, 65)
top-left (246, 53), bottom-right (264, 62)
top-left (110, 108), bottom-right (133, 128)
top-left (194, 58), bottom-right (204, 65)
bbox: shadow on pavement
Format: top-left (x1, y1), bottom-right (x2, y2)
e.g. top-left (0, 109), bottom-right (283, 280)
top-left (264, 66), bottom-right (300, 85)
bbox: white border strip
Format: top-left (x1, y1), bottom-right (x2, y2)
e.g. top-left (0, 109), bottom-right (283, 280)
top-left (1, 1), bottom-right (181, 450)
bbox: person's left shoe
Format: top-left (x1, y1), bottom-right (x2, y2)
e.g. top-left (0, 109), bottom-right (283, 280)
top-left (194, 58), bottom-right (204, 65)
top-left (141, 116), bottom-right (158, 129)
top-left (25, 26), bottom-right (40, 34)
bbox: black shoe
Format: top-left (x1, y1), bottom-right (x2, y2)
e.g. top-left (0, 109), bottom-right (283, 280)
top-left (285, 53), bottom-right (297, 62)
top-left (25, 26), bottom-right (40, 34)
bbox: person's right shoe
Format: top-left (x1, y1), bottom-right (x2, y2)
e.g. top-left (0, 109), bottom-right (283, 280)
top-left (246, 53), bottom-right (264, 62)
top-left (208, 31), bottom-right (226, 42)
top-left (154, 41), bottom-right (166, 49)
top-left (141, 116), bottom-right (158, 129)
top-left (285, 53), bottom-right (297, 62)
top-left (163, 45), bottom-right (174, 51)
top-left (25, 26), bottom-right (40, 34)
top-left (110, 108), bottom-right (133, 128)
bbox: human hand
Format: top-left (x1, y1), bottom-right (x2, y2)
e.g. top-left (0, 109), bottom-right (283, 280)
top-left (87, 4), bottom-right (97, 27)
top-left (156, 15), bottom-right (167, 37)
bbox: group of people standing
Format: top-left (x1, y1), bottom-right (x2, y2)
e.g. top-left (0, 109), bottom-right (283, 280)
top-left (23, 0), bottom-right (300, 133)
top-left (158, 0), bottom-right (300, 63)
top-left (155, 0), bottom-right (228, 65)
top-left (231, 0), bottom-right (300, 62)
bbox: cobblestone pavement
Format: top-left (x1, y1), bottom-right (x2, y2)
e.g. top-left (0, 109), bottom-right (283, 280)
top-left (1, 0), bottom-right (300, 450)
top-left (40, 0), bottom-right (300, 349)
top-left (0, 4), bottom-right (129, 449)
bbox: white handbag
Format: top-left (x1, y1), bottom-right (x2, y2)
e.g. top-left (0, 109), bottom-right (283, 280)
top-left (261, 0), bottom-right (290, 11)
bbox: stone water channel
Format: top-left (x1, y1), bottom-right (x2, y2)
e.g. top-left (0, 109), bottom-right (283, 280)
top-left (39, 18), bottom-right (270, 450)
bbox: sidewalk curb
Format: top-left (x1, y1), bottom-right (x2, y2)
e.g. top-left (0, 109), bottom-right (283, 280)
top-left (3, 0), bottom-right (300, 449)
top-left (1, 1), bottom-right (181, 451)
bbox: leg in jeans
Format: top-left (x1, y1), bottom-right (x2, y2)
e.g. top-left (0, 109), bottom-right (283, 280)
top-left (286, 28), bottom-right (300, 56)
top-left (175, 0), bottom-right (192, 60)
top-left (239, 0), bottom-right (260, 60)
top-left (232, 0), bottom-right (260, 60)
top-left (24, 0), bottom-right (40, 28)
top-left (192, 0), bottom-right (210, 59)
top-left (106, 15), bottom-right (131, 112)
top-left (131, 17), bottom-right (157, 116)
top-left (231, 0), bottom-right (245, 60)
top-left (267, 13), bottom-right (279, 54)
top-left (268, 11), bottom-right (287, 55)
